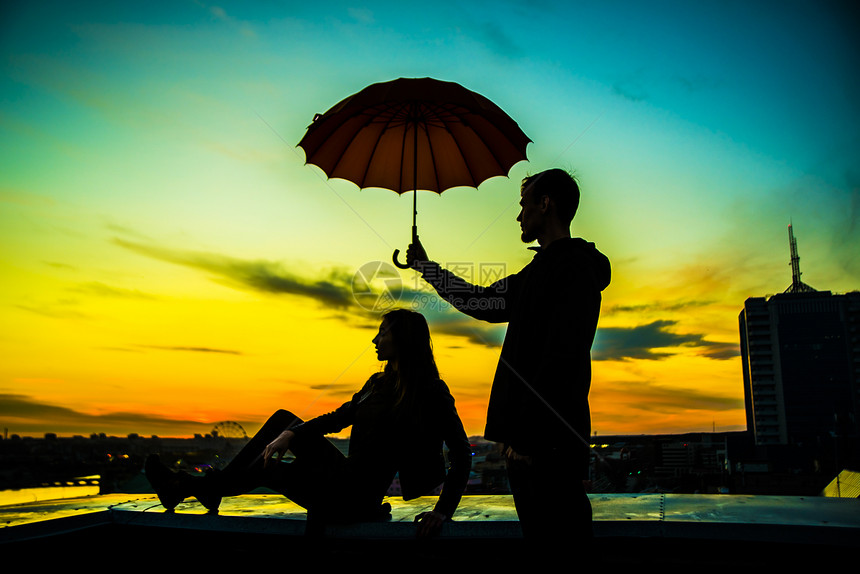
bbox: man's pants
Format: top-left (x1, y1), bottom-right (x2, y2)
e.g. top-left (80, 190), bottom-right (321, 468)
top-left (506, 448), bottom-right (593, 545)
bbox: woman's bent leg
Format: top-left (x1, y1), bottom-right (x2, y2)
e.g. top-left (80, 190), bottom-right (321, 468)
top-left (253, 424), bottom-right (347, 508)
top-left (214, 409), bottom-right (306, 496)
top-left (215, 409), bottom-right (347, 506)
top-left (146, 410), bottom-right (314, 512)
top-left (223, 410), bottom-right (303, 473)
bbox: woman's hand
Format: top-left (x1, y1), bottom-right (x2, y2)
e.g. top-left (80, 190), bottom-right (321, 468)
top-left (414, 510), bottom-right (447, 538)
top-left (262, 429), bottom-right (295, 468)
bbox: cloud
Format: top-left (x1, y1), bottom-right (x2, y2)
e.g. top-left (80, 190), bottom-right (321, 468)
top-left (112, 236), bottom-right (509, 347)
top-left (673, 73), bottom-right (722, 93)
top-left (14, 303), bottom-right (90, 320)
top-left (138, 345), bottom-right (242, 355)
top-left (696, 344), bottom-right (742, 361)
top-left (612, 76), bottom-right (649, 102)
top-left (347, 7), bottom-right (375, 25)
top-left (593, 379), bottom-right (742, 414)
top-left (111, 237), bottom-right (740, 363)
top-left (43, 261), bottom-right (76, 270)
top-left (590, 378), bottom-right (746, 435)
top-left (398, 286), bottom-right (507, 347)
top-left (112, 237), bottom-right (356, 309)
top-left (431, 319), bottom-right (506, 347)
top-left (110, 237), bottom-right (743, 362)
top-left (309, 382), bottom-right (362, 397)
top-left (70, 281), bottom-right (158, 300)
top-left (829, 171), bottom-right (860, 278)
top-left (593, 320), bottom-right (739, 361)
top-left (202, 2), bottom-right (257, 38)
top-left (0, 393), bottom-right (229, 437)
top-left (477, 21), bottom-right (523, 59)
top-left (609, 299), bottom-right (715, 313)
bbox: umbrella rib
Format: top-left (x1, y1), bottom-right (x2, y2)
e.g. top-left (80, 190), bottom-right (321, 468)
top-left (367, 103), bottom-right (414, 193)
top-left (440, 101), bottom-right (514, 188)
top-left (452, 101), bottom-right (527, 182)
top-left (422, 118), bottom-right (444, 192)
top-left (325, 111), bottom-right (373, 181)
top-left (461, 107), bottom-right (513, 182)
top-left (416, 103), bottom-right (449, 191)
top-left (354, 103), bottom-right (403, 190)
top-left (434, 103), bottom-right (480, 189)
top-left (414, 103), bottom-right (449, 193)
top-left (358, 110), bottom-right (387, 189)
top-left (399, 106), bottom-right (410, 193)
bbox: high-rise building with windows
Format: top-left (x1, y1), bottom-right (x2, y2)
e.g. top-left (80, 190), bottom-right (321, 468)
top-left (738, 226), bottom-right (859, 457)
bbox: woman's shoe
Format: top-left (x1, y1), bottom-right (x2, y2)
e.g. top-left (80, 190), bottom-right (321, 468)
top-left (195, 470), bottom-right (222, 514)
top-left (144, 454), bottom-right (189, 511)
top-left (146, 454), bottom-right (223, 513)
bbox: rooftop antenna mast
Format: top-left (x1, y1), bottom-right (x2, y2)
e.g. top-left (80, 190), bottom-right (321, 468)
top-left (785, 223), bottom-right (816, 293)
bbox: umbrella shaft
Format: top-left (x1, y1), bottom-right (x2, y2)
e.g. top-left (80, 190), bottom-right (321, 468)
top-left (413, 121), bottom-right (418, 230)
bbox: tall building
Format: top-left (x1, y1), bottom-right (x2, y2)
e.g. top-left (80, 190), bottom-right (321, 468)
top-left (738, 226), bottom-right (860, 458)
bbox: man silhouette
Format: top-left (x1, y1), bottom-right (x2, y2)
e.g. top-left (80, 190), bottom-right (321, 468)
top-left (407, 168), bottom-right (611, 546)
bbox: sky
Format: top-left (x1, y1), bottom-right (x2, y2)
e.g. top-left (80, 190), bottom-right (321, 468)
top-left (1, 0), bottom-right (858, 439)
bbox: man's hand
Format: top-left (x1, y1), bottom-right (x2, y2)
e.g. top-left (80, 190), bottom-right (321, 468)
top-left (262, 429), bottom-right (295, 468)
top-left (406, 237), bottom-right (429, 268)
top-left (414, 510), bottom-right (447, 538)
top-left (505, 446), bottom-right (533, 465)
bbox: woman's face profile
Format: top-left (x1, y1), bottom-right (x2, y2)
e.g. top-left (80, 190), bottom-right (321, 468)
top-left (373, 318), bottom-right (396, 362)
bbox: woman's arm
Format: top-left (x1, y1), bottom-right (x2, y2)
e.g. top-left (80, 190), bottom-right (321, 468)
top-left (289, 378), bottom-right (375, 439)
top-left (428, 381), bottom-right (473, 522)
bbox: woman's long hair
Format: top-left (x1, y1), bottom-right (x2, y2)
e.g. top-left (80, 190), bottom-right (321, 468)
top-left (380, 309), bottom-right (439, 409)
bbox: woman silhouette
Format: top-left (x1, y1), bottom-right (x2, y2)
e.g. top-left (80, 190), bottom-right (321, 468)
top-left (145, 309), bottom-right (472, 537)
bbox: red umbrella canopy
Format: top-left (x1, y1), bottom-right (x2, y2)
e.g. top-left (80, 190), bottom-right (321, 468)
top-left (297, 77), bottom-right (531, 195)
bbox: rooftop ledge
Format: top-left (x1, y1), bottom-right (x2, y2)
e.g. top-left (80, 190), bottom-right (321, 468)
top-left (2, 493), bottom-right (858, 565)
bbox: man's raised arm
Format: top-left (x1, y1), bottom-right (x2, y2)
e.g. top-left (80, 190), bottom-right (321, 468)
top-left (407, 238), bottom-right (513, 324)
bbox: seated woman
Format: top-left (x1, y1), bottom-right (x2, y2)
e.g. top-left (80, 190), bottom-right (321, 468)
top-left (145, 309), bottom-right (472, 537)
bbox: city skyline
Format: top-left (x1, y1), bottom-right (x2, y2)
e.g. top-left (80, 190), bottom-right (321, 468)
top-left (2, 1), bottom-right (858, 438)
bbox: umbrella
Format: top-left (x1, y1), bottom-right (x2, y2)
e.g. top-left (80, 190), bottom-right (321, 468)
top-left (297, 77), bottom-right (531, 268)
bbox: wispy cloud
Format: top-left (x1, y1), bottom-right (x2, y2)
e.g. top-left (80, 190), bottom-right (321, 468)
top-left (415, 304), bottom-right (507, 348)
top-left (477, 21), bottom-right (523, 59)
top-left (347, 7), bottom-right (375, 25)
top-left (0, 393), bottom-right (232, 437)
top-left (609, 299), bottom-right (715, 313)
top-left (612, 76), bottom-right (649, 102)
top-left (593, 320), bottom-right (738, 361)
top-left (70, 281), bottom-right (158, 300)
top-left (594, 379), bottom-right (742, 414)
top-left (111, 237), bottom-right (738, 360)
top-left (14, 303), bottom-right (91, 320)
top-left (591, 378), bottom-right (746, 435)
top-left (138, 345), bottom-right (243, 355)
top-left (43, 261), bottom-right (76, 270)
top-left (112, 237), bottom-right (356, 309)
top-left (201, 2), bottom-right (257, 38)
top-left (112, 236), bottom-right (509, 347)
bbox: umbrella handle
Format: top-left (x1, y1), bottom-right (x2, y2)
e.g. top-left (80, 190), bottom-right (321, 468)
top-left (392, 225), bottom-right (418, 269)
top-left (392, 249), bottom-right (410, 269)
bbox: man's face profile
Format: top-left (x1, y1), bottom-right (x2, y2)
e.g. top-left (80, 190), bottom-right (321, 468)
top-left (517, 187), bottom-right (545, 244)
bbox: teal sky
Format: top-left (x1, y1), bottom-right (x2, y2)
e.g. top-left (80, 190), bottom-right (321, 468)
top-left (1, 0), bottom-right (858, 437)
top-left (4, 1), bottom-right (856, 268)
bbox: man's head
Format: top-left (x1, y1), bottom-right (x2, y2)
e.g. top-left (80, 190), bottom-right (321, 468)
top-left (517, 169), bottom-right (580, 244)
